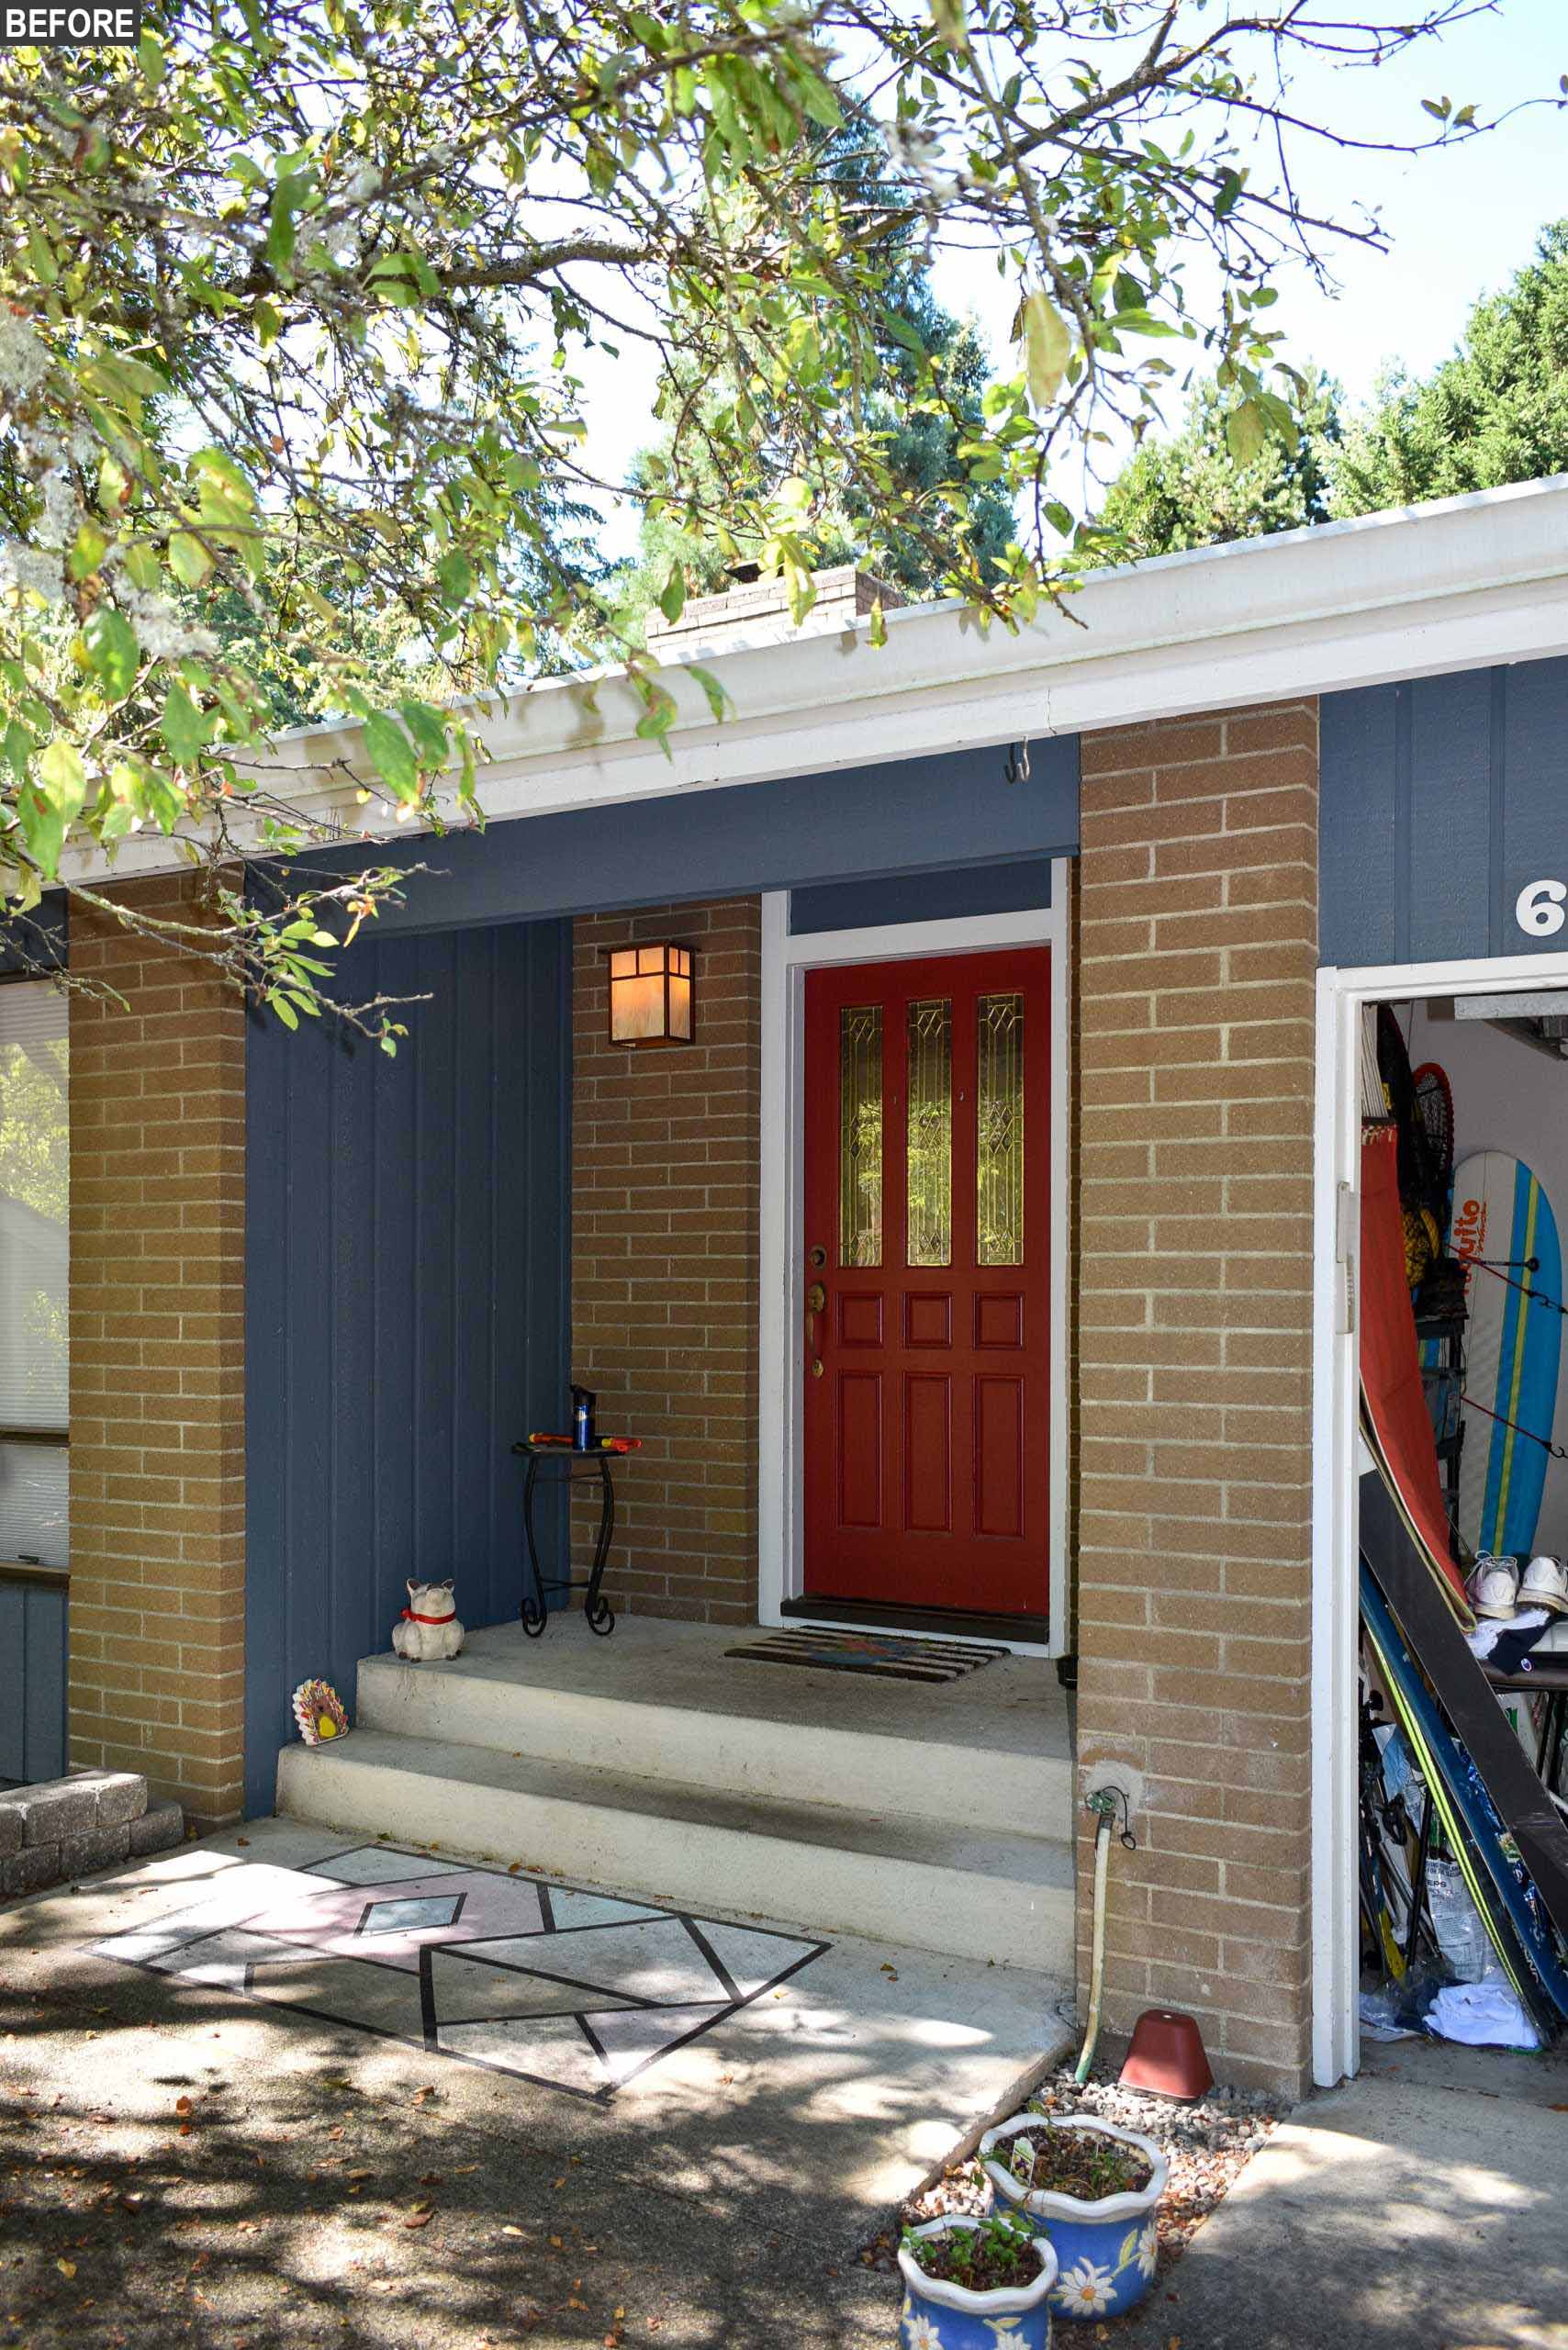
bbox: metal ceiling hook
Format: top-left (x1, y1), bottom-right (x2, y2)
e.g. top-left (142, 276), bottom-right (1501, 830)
top-left (1003, 739), bottom-right (1032, 785)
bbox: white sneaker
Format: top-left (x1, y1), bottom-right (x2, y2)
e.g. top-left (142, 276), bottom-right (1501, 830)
top-left (1466, 1554), bottom-right (1521, 1620)
top-left (1519, 1556), bottom-right (1568, 1617)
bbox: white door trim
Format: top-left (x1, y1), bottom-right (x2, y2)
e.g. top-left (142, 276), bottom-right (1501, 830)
top-left (758, 873), bottom-right (1070, 1656)
top-left (1311, 946), bottom-right (1568, 2088)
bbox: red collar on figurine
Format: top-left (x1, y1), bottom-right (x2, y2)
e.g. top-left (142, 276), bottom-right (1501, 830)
top-left (401, 1607), bottom-right (455, 1625)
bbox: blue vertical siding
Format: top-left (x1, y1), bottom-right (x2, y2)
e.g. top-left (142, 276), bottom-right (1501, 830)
top-left (1320, 657), bottom-right (1568, 967)
top-left (1, 1572), bottom-right (68, 1782)
top-left (244, 919), bottom-right (570, 1814)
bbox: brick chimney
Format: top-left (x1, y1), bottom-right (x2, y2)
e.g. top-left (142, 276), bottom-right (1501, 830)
top-left (645, 562), bottom-right (906, 660)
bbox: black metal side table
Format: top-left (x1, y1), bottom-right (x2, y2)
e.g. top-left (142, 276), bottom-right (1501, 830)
top-left (510, 1440), bottom-right (619, 1638)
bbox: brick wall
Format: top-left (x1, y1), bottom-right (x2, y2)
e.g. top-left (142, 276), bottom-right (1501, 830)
top-left (1073, 700), bottom-right (1318, 2095)
top-left (570, 900), bottom-right (761, 1622)
top-left (67, 876), bottom-right (247, 1828)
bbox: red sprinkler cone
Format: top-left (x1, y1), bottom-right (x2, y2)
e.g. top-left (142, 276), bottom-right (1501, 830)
top-left (1119, 2009), bottom-right (1214, 2101)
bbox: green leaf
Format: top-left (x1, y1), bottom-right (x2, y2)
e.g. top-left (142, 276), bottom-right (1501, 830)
top-left (123, 543), bottom-right (162, 592)
top-left (397, 699), bottom-right (449, 767)
top-left (657, 563), bottom-right (686, 624)
top-left (363, 711), bottom-right (420, 799)
top-left (928, 0), bottom-right (968, 50)
top-left (1215, 168), bottom-right (1244, 219)
top-left (1021, 289), bottom-right (1070, 411)
top-left (24, 742), bottom-right (87, 874)
top-left (266, 172), bottom-right (311, 271)
top-left (37, 740), bottom-right (85, 811)
top-left (168, 532), bottom-right (213, 588)
top-left (436, 547), bottom-right (474, 606)
top-left (69, 522), bottom-right (109, 582)
top-left (160, 682), bottom-right (209, 765)
top-left (688, 665), bottom-right (731, 724)
top-left (137, 27), bottom-right (164, 83)
top-left (2, 722), bottom-right (35, 789)
top-left (1225, 398), bottom-right (1267, 468)
top-left (17, 790), bottom-right (66, 878)
top-left (84, 606), bottom-right (140, 700)
top-left (267, 991), bottom-right (299, 1031)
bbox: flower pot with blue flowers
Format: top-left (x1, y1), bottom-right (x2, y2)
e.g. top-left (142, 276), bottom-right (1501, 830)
top-left (898, 2210), bottom-right (1059, 2349)
top-left (977, 2113), bottom-right (1166, 2322)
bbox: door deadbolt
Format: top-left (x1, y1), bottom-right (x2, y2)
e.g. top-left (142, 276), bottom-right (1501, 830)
top-left (807, 1244), bottom-right (826, 1269)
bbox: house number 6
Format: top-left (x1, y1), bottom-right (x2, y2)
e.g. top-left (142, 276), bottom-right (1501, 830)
top-left (1516, 878), bottom-right (1568, 936)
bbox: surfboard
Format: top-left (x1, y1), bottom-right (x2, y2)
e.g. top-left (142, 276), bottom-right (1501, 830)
top-left (1360, 1125), bottom-right (1473, 1624)
top-left (1450, 1151), bottom-right (1564, 1561)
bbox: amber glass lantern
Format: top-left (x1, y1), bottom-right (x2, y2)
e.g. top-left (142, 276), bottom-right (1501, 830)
top-left (605, 942), bottom-right (695, 1046)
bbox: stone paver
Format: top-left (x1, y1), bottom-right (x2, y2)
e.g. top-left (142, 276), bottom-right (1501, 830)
top-left (0, 1774), bottom-right (180, 1901)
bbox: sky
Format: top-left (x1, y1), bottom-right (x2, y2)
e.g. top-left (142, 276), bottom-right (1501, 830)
top-left (577, 0), bottom-right (1566, 560)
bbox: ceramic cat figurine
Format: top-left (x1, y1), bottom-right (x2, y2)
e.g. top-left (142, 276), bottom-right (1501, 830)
top-left (392, 1579), bottom-right (465, 1662)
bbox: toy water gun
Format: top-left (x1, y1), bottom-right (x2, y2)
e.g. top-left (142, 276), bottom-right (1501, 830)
top-left (527, 1432), bottom-right (644, 1453)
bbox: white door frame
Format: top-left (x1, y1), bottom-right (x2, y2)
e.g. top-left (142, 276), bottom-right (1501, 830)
top-left (1311, 944), bottom-right (1568, 2087)
top-left (758, 868), bottom-right (1070, 1655)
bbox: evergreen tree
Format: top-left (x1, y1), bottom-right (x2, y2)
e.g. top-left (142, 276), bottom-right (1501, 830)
top-left (1094, 221), bottom-right (1568, 560)
top-left (1327, 220), bottom-right (1568, 513)
top-left (1092, 371), bottom-right (1341, 560)
top-left (614, 117), bottom-right (1017, 637)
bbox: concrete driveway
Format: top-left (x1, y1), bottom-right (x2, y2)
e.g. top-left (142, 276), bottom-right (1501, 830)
top-left (1112, 2039), bottom-right (1568, 2350)
top-left (0, 1816), bottom-right (1071, 2350)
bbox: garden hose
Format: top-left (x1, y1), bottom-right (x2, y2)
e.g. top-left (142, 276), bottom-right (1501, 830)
top-left (1074, 1789), bottom-right (1126, 2087)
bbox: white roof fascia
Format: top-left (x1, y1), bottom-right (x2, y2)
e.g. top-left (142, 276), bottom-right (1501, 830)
top-left (57, 472), bottom-right (1568, 888)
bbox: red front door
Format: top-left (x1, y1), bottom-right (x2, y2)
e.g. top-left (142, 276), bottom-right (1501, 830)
top-left (801, 947), bottom-right (1050, 1618)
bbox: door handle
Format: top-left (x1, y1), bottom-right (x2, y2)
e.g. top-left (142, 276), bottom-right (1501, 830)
top-left (805, 1278), bottom-right (825, 1376)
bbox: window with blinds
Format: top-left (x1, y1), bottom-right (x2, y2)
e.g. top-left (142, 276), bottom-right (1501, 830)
top-left (0, 983), bottom-right (68, 1565)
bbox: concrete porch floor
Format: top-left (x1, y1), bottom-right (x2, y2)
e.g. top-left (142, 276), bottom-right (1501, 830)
top-left (356, 1611), bottom-right (1074, 1766)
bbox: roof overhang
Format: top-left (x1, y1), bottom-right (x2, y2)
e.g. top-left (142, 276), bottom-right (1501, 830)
top-left (59, 471), bottom-right (1568, 888)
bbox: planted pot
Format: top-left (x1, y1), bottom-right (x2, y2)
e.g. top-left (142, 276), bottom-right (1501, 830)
top-left (897, 2211), bottom-right (1059, 2350)
top-left (977, 2113), bottom-right (1167, 2322)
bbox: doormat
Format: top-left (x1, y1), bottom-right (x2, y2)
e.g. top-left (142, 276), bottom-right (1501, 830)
top-left (90, 1843), bottom-right (827, 2105)
top-left (723, 1628), bottom-right (1007, 1682)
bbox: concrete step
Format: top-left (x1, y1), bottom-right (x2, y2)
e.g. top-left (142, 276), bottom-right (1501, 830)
top-left (354, 1617), bottom-right (1074, 1839)
top-left (275, 1729), bottom-right (1076, 1975)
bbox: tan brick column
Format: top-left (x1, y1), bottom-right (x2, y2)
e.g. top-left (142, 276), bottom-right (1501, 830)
top-left (571, 899), bottom-right (761, 1622)
top-left (1073, 701), bottom-right (1318, 2096)
top-left (67, 876), bottom-right (247, 1827)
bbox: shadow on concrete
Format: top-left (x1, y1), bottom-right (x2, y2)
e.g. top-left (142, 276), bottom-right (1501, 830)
top-left (0, 1824), bottom-right (1079, 2348)
top-left (1112, 2036), bottom-right (1568, 2350)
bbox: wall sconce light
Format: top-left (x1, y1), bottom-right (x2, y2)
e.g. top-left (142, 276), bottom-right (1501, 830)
top-left (605, 942), bottom-right (695, 1046)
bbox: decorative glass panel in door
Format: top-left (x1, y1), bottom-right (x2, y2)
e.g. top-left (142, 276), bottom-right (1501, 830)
top-left (977, 991), bottom-right (1024, 1267)
top-left (801, 947), bottom-right (1050, 1621)
top-left (906, 998), bottom-right (952, 1268)
top-left (838, 1005), bottom-right (883, 1267)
